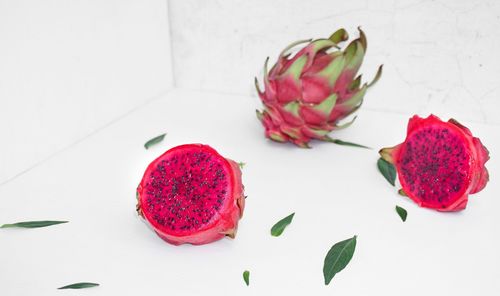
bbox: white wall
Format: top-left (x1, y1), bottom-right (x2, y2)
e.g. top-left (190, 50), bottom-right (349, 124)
top-left (169, 0), bottom-right (500, 125)
top-left (2, 0), bottom-right (499, 184)
top-left (0, 0), bottom-right (173, 184)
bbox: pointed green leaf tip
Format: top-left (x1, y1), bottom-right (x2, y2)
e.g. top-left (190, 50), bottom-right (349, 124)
top-left (283, 55), bottom-right (307, 80)
top-left (329, 28), bottom-right (349, 44)
top-left (270, 212), bottom-right (295, 237)
top-left (395, 205), bottom-right (407, 222)
top-left (144, 133), bottom-right (166, 149)
top-left (349, 75), bottom-right (362, 91)
top-left (269, 132), bottom-right (286, 142)
top-left (313, 94), bottom-right (337, 115)
top-left (58, 282), bottom-right (99, 290)
top-left (256, 109), bottom-right (263, 121)
top-left (242, 270), bottom-right (250, 286)
top-left (1, 220), bottom-right (68, 229)
top-left (334, 116), bottom-right (357, 130)
top-left (324, 136), bottom-right (370, 149)
top-left (319, 54), bottom-right (345, 86)
top-left (323, 235), bottom-right (357, 285)
top-left (368, 64), bottom-right (383, 88)
top-left (377, 157), bottom-right (396, 186)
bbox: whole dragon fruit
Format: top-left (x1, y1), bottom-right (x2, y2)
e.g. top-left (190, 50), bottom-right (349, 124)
top-left (255, 28), bottom-right (382, 147)
top-left (380, 115), bottom-right (490, 211)
top-left (136, 144), bottom-right (245, 245)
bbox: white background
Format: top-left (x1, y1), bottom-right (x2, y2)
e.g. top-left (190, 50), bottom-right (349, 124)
top-left (0, 0), bottom-right (173, 184)
top-left (1, 1), bottom-right (499, 295)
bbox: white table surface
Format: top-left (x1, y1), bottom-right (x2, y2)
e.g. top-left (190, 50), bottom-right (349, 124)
top-left (1, 89), bottom-right (499, 295)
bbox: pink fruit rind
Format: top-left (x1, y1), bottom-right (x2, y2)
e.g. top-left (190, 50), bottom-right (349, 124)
top-left (255, 28), bottom-right (382, 147)
top-left (380, 115), bottom-right (490, 212)
top-left (448, 119), bottom-right (490, 194)
top-left (136, 144), bottom-right (245, 245)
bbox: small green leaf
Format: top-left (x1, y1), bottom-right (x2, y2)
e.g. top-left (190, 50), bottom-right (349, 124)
top-left (324, 136), bottom-right (371, 149)
top-left (329, 28), bottom-right (348, 44)
top-left (283, 55), bottom-right (308, 80)
top-left (323, 235), bottom-right (357, 285)
top-left (1, 220), bottom-right (68, 229)
top-left (395, 205), bottom-right (407, 222)
top-left (238, 162), bottom-right (246, 169)
top-left (377, 157), bottom-right (396, 186)
top-left (312, 94), bottom-right (337, 115)
top-left (242, 270), bottom-right (250, 286)
top-left (270, 212), bottom-right (295, 237)
top-left (398, 189), bottom-right (407, 197)
top-left (334, 116), bottom-right (357, 130)
top-left (269, 132), bottom-right (286, 142)
top-left (368, 64), bottom-right (383, 88)
top-left (144, 133), bottom-right (166, 149)
top-left (283, 101), bottom-right (300, 117)
top-left (58, 282), bottom-right (99, 290)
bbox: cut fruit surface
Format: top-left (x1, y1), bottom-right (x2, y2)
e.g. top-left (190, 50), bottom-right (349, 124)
top-left (380, 115), bottom-right (489, 211)
top-left (137, 144), bottom-right (244, 245)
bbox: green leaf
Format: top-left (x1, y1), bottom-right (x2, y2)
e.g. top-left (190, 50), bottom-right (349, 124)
top-left (1, 220), bottom-right (68, 229)
top-left (144, 133), bottom-right (166, 149)
top-left (377, 157), bottom-right (396, 186)
top-left (368, 64), bottom-right (383, 88)
top-left (323, 235), bottom-right (357, 285)
top-left (313, 94), bottom-right (337, 115)
top-left (242, 270), bottom-right (250, 286)
top-left (395, 205), bottom-right (407, 222)
top-left (269, 132), bottom-right (286, 142)
top-left (58, 282), bottom-right (99, 290)
top-left (319, 54), bottom-right (345, 86)
top-left (337, 84), bottom-right (367, 109)
top-left (329, 28), bottom-right (348, 44)
top-left (324, 136), bottom-right (371, 149)
top-left (349, 75), bottom-right (362, 90)
top-left (255, 109), bottom-right (264, 121)
top-left (270, 212), bottom-right (295, 237)
top-left (238, 162), bottom-right (246, 169)
top-left (283, 55), bottom-right (308, 80)
top-left (283, 101), bottom-right (300, 117)
top-left (334, 116), bottom-right (357, 130)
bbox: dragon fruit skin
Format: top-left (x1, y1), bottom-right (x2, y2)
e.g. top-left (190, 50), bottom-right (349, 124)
top-left (255, 28), bottom-right (382, 147)
top-left (136, 144), bottom-right (245, 245)
top-left (380, 115), bottom-right (490, 212)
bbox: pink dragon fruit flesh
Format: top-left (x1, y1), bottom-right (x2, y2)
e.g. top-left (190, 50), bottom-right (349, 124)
top-left (136, 144), bottom-right (245, 245)
top-left (380, 115), bottom-right (490, 211)
top-left (255, 27), bottom-right (383, 147)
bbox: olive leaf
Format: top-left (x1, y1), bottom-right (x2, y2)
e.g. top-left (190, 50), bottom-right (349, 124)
top-left (395, 205), bottom-right (407, 222)
top-left (377, 157), bottom-right (396, 186)
top-left (323, 235), bottom-right (357, 285)
top-left (1, 221), bottom-right (68, 229)
top-left (58, 282), bottom-right (99, 289)
top-left (144, 133), bottom-right (166, 149)
top-left (242, 270), bottom-right (250, 286)
top-left (270, 212), bottom-right (295, 237)
top-left (238, 162), bottom-right (246, 169)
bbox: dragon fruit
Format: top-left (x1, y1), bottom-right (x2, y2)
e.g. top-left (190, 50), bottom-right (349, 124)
top-left (255, 28), bottom-right (382, 147)
top-left (136, 144), bottom-right (245, 245)
top-left (380, 115), bottom-right (490, 211)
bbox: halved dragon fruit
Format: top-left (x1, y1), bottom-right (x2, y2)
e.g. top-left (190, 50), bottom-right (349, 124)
top-left (136, 144), bottom-right (245, 245)
top-left (380, 115), bottom-right (489, 211)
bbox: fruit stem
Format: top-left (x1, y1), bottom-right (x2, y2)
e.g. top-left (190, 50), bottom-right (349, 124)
top-left (379, 146), bottom-right (395, 163)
